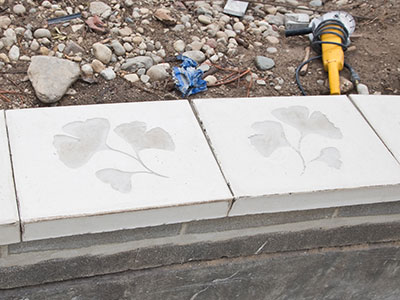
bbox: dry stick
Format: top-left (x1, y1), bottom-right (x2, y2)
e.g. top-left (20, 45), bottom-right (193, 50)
top-left (0, 94), bottom-right (11, 102)
top-left (209, 69), bottom-right (251, 87)
top-left (299, 46), bottom-right (311, 76)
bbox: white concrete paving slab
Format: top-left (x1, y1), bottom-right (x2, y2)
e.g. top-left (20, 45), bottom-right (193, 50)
top-left (6, 101), bottom-right (232, 241)
top-left (0, 111), bottom-right (20, 245)
top-left (193, 96), bottom-right (400, 216)
top-left (350, 95), bottom-right (400, 163)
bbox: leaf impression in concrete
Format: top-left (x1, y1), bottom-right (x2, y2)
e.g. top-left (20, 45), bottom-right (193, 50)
top-left (54, 119), bottom-right (175, 193)
top-left (249, 106), bottom-right (343, 175)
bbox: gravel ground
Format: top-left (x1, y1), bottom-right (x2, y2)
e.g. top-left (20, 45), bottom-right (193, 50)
top-left (0, 0), bottom-right (399, 110)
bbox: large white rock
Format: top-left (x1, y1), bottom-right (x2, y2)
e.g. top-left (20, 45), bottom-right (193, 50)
top-left (182, 50), bottom-right (206, 64)
top-left (89, 1), bottom-right (111, 16)
top-left (28, 56), bottom-right (81, 103)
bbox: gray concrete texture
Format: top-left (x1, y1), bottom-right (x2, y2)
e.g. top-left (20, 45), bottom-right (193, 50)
top-left (1, 244), bottom-right (400, 299)
top-left (2, 219), bottom-right (400, 289)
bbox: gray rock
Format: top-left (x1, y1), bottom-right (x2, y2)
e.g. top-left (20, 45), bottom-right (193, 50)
top-left (357, 83), bottom-right (369, 95)
top-left (64, 41), bottom-right (85, 55)
top-left (8, 45), bottom-right (19, 61)
top-left (0, 16), bottom-right (11, 29)
top-left (204, 75), bottom-right (217, 85)
top-left (309, 0), bottom-right (322, 7)
top-left (89, 1), bottom-right (111, 16)
top-left (111, 40), bottom-right (125, 56)
top-left (92, 42), bottom-right (112, 64)
top-left (100, 67), bottom-right (116, 80)
top-left (266, 14), bottom-right (285, 26)
top-left (182, 50), bottom-right (206, 64)
top-left (34, 28), bottom-right (51, 39)
top-left (30, 40), bottom-right (40, 51)
top-left (146, 65), bottom-right (169, 81)
top-left (13, 4), bottom-right (26, 15)
top-left (121, 56), bottom-right (153, 72)
top-left (28, 56), bottom-right (81, 103)
top-left (124, 73), bottom-right (139, 83)
top-left (267, 47), bottom-right (278, 54)
top-left (24, 29), bottom-right (33, 40)
top-left (198, 15), bottom-right (212, 25)
top-left (140, 74), bottom-right (150, 83)
top-left (255, 56), bottom-right (275, 70)
top-left (81, 64), bottom-right (93, 76)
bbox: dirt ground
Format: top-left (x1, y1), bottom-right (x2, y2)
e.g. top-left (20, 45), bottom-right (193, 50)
top-left (0, 0), bottom-right (399, 110)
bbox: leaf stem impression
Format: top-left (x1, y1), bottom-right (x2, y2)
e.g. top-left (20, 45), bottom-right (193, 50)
top-left (106, 145), bottom-right (168, 178)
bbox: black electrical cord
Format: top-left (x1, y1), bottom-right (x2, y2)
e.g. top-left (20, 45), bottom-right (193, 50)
top-left (295, 19), bottom-right (360, 95)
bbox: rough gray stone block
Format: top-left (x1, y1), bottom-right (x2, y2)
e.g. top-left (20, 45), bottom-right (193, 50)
top-left (337, 201), bottom-right (400, 218)
top-left (185, 207), bottom-right (335, 234)
top-left (1, 245), bottom-right (400, 299)
top-left (2, 221), bottom-right (400, 289)
top-left (8, 223), bottom-right (181, 254)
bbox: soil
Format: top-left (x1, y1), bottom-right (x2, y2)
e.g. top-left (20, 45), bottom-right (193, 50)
top-left (0, 0), bottom-right (399, 110)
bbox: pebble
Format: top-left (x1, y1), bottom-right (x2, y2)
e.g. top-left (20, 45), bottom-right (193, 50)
top-left (28, 56), bottom-right (81, 103)
top-left (91, 59), bottom-right (105, 73)
top-left (119, 27), bottom-right (133, 36)
top-left (124, 73), bottom-right (139, 83)
top-left (173, 40), bottom-right (185, 52)
top-left (204, 75), bottom-right (217, 86)
top-left (100, 67), bottom-right (116, 80)
top-left (267, 47), bottom-right (278, 54)
top-left (357, 83), bottom-right (369, 95)
top-left (266, 36), bottom-right (280, 44)
top-left (8, 45), bottom-right (20, 61)
top-left (146, 64), bottom-right (170, 81)
top-left (111, 40), bottom-right (125, 56)
top-left (0, 16), bottom-right (11, 29)
top-left (256, 79), bottom-right (267, 86)
top-left (13, 4), bottom-right (26, 15)
top-left (198, 15), bottom-right (212, 25)
top-left (92, 42), bottom-right (112, 64)
top-left (123, 42), bottom-right (133, 52)
top-left (121, 56), bottom-right (153, 71)
top-left (81, 64), bottom-right (94, 76)
top-left (233, 22), bottom-right (245, 32)
top-left (89, 1), bottom-right (111, 16)
top-left (255, 56), bottom-right (275, 70)
top-left (309, 0), bottom-right (322, 6)
top-left (182, 50), bottom-right (206, 63)
top-left (34, 29), bottom-right (51, 39)
top-left (140, 74), bottom-right (150, 83)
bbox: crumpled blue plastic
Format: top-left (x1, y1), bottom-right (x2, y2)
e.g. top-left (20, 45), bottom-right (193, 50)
top-left (173, 55), bottom-right (207, 97)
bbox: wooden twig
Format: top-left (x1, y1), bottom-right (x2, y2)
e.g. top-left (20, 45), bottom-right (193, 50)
top-left (210, 69), bottom-right (251, 87)
top-left (299, 46), bottom-right (311, 76)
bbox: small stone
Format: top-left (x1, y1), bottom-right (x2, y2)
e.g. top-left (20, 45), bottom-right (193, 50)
top-left (198, 15), bottom-right (212, 25)
top-left (182, 50), bottom-right (206, 63)
top-left (256, 79), bottom-right (267, 86)
top-left (13, 4), bottom-right (26, 15)
top-left (100, 67), bottom-right (116, 80)
top-left (146, 64), bottom-right (169, 81)
top-left (204, 75), bottom-right (217, 86)
top-left (81, 64), bottom-right (93, 76)
top-left (119, 27), bottom-right (133, 36)
top-left (64, 41), bottom-right (85, 55)
top-left (30, 40), bottom-right (40, 51)
top-left (111, 40), bottom-right (125, 56)
top-left (24, 29), bottom-right (33, 40)
top-left (267, 36), bottom-right (279, 44)
top-left (89, 1), bottom-right (111, 16)
top-left (28, 56), bottom-right (81, 103)
top-left (310, 0), bottom-right (323, 6)
top-left (92, 42), bottom-right (112, 64)
top-left (154, 8), bottom-right (176, 25)
top-left (123, 42), bottom-right (133, 52)
top-left (34, 29), bottom-right (51, 39)
top-left (0, 16), bottom-right (11, 29)
top-left (71, 24), bottom-right (84, 33)
top-left (233, 22), bottom-right (245, 32)
top-left (140, 74), bottom-right (150, 83)
top-left (132, 36), bottom-right (143, 45)
top-left (41, 1), bottom-right (52, 8)
top-left (8, 45), bottom-right (20, 61)
top-left (121, 56), bottom-right (153, 71)
top-left (267, 47), bottom-right (278, 54)
top-left (0, 53), bottom-right (10, 63)
top-left (39, 46), bottom-right (50, 56)
top-left (255, 56), bottom-right (275, 70)
top-left (274, 85), bottom-right (282, 90)
top-left (357, 83), bottom-right (369, 95)
top-left (124, 73), bottom-right (139, 83)
top-left (173, 40), bottom-right (185, 52)
top-left (91, 59), bottom-right (105, 73)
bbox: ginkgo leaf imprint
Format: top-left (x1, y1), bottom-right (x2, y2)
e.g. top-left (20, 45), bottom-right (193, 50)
top-left (249, 121), bottom-right (289, 157)
top-left (115, 121), bottom-right (175, 152)
top-left (313, 147), bottom-right (342, 169)
top-left (54, 118), bottom-right (175, 193)
top-left (249, 106), bottom-right (343, 175)
top-left (272, 106), bottom-right (343, 139)
top-left (53, 118), bottom-right (110, 168)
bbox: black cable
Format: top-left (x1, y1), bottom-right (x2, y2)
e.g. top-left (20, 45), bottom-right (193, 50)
top-left (294, 19), bottom-right (360, 95)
